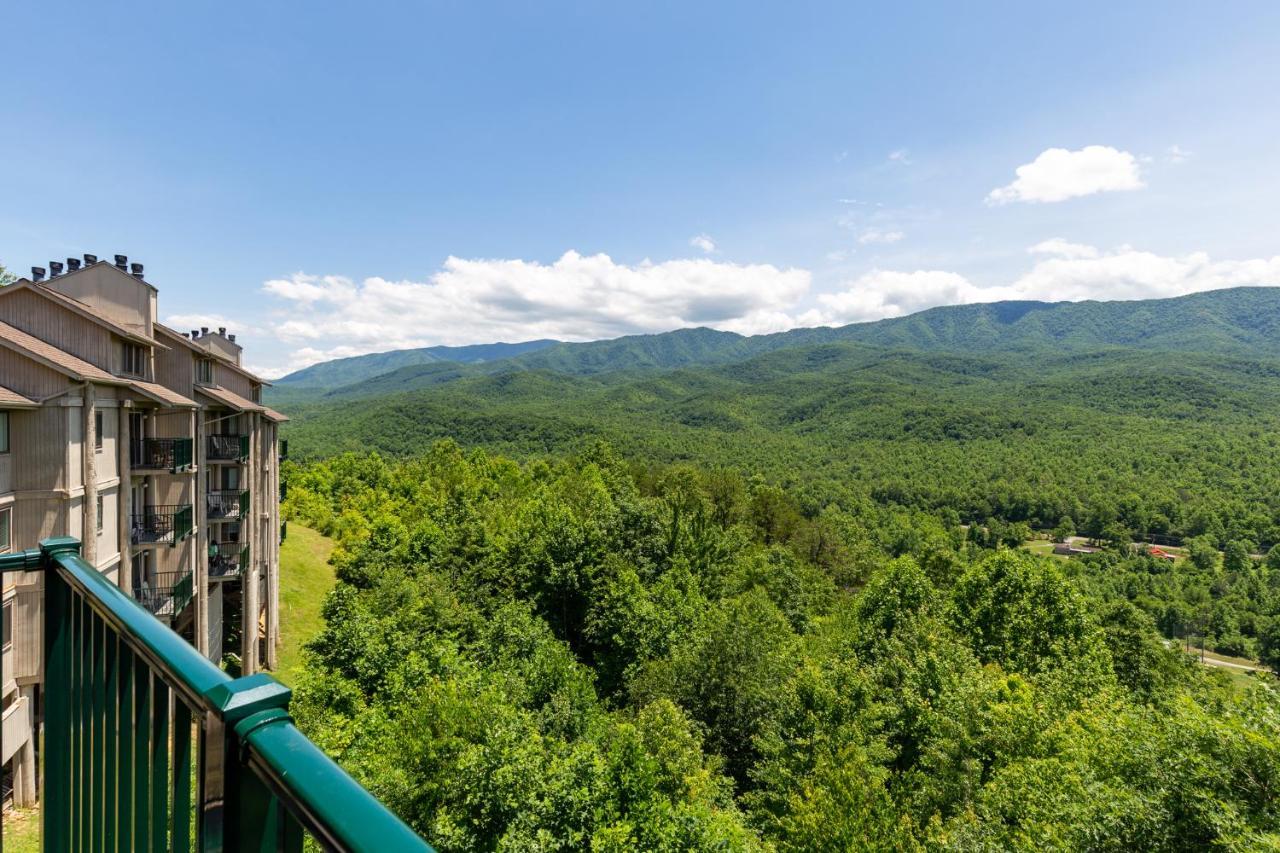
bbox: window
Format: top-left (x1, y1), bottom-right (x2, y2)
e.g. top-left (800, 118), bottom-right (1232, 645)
top-left (2, 600), bottom-right (11, 651)
top-left (122, 342), bottom-right (147, 376)
top-left (196, 358), bottom-right (214, 384)
top-left (0, 507), bottom-right (10, 553)
top-left (95, 410), bottom-right (104, 451)
top-left (96, 495), bottom-right (104, 533)
top-left (0, 411), bottom-right (9, 454)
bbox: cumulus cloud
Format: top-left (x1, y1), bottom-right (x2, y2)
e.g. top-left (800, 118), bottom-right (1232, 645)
top-left (857, 228), bottom-right (906, 246)
top-left (689, 234), bottom-right (717, 253)
top-left (258, 250), bottom-right (810, 367)
top-left (801, 270), bottom-right (981, 324)
top-left (987, 145), bottom-right (1144, 204)
top-left (804, 243), bottom-right (1280, 327)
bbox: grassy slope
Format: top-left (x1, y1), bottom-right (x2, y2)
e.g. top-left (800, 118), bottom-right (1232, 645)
top-left (2, 806), bottom-right (40, 852)
top-left (274, 523), bottom-right (337, 686)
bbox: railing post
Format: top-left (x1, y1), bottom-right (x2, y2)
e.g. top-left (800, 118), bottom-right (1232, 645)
top-left (199, 673), bottom-right (293, 852)
top-left (40, 536), bottom-right (82, 853)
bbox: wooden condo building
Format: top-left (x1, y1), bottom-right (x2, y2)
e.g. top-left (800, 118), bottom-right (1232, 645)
top-left (0, 253), bottom-right (285, 807)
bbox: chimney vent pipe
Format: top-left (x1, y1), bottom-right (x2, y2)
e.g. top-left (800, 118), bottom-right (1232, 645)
top-left (66, 257), bottom-right (81, 272)
top-left (201, 327), bottom-right (209, 336)
top-left (83, 254), bottom-right (98, 265)
top-left (49, 261), bottom-right (64, 276)
top-left (114, 254), bottom-right (127, 269)
top-left (130, 262), bottom-right (144, 278)
top-left (31, 267), bottom-right (46, 282)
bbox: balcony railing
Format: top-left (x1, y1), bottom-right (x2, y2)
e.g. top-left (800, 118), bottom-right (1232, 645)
top-left (210, 542), bottom-right (248, 580)
top-left (279, 438), bottom-right (288, 461)
top-left (0, 538), bottom-right (431, 851)
top-left (132, 570), bottom-right (195, 618)
top-left (131, 505), bottom-right (194, 547)
top-left (131, 437), bottom-right (194, 473)
top-left (208, 490), bottom-right (249, 521)
top-left (281, 520), bottom-right (288, 544)
top-left (208, 434), bottom-right (249, 462)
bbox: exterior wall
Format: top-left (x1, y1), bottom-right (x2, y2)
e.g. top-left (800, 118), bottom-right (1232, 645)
top-left (155, 349), bottom-right (194, 399)
top-left (0, 288), bottom-right (119, 371)
top-left (13, 406), bottom-right (68, 493)
top-left (192, 333), bottom-right (242, 365)
top-left (0, 347), bottom-right (67, 400)
top-left (217, 368), bottom-right (254, 399)
top-left (43, 264), bottom-right (154, 338)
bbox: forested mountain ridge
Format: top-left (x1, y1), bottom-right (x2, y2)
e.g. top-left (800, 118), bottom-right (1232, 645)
top-left (276, 338), bottom-right (559, 388)
top-left (273, 287), bottom-right (1280, 394)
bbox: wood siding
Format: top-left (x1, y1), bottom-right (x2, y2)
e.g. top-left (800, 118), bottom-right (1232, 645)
top-left (0, 288), bottom-right (118, 371)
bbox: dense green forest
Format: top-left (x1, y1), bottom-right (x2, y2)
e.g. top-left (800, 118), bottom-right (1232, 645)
top-left (275, 289), bottom-right (1280, 849)
top-left (283, 445), bottom-right (1280, 850)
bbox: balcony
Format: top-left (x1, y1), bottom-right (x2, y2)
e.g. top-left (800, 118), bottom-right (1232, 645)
top-left (208, 489), bottom-right (249, 521)
top-left (132, 569), bottom-right (195, 618)
top-left (130, 437), bottom-right (194, 473)
top-left (0, 538), bottom-right (431, 850)
top-left (280, 438), bottom-right (289, 460)
top-left (131, 505), bottom-right (194, 547)
top-left (210, 541), bottom-right (248, 580)
top-left (208, 433), bottom-right (249, 462)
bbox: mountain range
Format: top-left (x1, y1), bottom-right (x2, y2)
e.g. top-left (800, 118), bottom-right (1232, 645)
top-left (273, 287), bottom-right (1280, 398)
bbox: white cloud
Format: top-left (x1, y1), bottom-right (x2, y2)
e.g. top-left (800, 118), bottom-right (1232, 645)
top-left (260, 251), bottom-right (810, 365)
top-left (689, 234), bottom-right (717, 253)
top-left (1166, 144), bottom-right (1191, 164)
top-left (888, 148), bottom-right (912, 165)
top-left (987, 145), bottom-right (1144, 204)
top-left (1028, 238), bottom-right (1099, 260)
top-left (801, 270), bottom-right (982, 325)
top-left (804, 243), bottom-right (1280, 327)
top-left (857, 228), bottom-right (906, 245)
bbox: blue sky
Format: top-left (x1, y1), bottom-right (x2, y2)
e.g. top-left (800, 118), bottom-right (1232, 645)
top-left (4, 1), bottom-right (1280, 376)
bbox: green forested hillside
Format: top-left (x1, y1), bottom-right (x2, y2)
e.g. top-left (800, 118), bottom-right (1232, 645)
top-left (276, 338), bottom-right (558, 388)
top-left (284, 445), bottom-right (1280, 851)
top-left (281, 343), bottom-right (1280, 549)
top-left (277, 288), bottom-right (1280, 851)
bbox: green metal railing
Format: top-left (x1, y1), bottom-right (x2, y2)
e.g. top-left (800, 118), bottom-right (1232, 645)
top-left (208, 434), bottom-right (250, 462)
top-left (131, 437), bottom-right (195, 473)
top-left (131, 505), bottom-right (195, 547)
top-left (0, 538), bottom-right (432, 851)
top-left (210, 542), bottom-right (248, 580)
top-left (208, 490), bottom-right (249, 521)
top-left (132, 570), bottom-right (195, 619)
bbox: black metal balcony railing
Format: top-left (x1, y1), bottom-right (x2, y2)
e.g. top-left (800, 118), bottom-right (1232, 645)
top-left (279, 438), bottom-right (289, 461)
top-left (208, 490), bottom-right (249, 521)
top-left (280, 480), bottom-right (288, 502)
top-left (207, 434), bottom-right (249, 462)
top-left (130, 437), bottom-right (194, 473)
top-left (131, 505), bottom-right (194, 547)
top-left (0, 538), bottom-right (431, 851)
top-left (132, 570), bottom-right (195, 618)
top-left (210, 542), bottom-right (248, 580)
top-left (281, 520), bottom-right (288, 544)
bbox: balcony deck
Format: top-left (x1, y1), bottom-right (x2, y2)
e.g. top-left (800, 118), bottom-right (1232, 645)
top-left (0, 538), bottom-right (432, 851)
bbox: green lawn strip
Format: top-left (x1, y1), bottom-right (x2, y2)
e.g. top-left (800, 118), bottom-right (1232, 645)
top-left (273, 523), bottom-right (337, 686)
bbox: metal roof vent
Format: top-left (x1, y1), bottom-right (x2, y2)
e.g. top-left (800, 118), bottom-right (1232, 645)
top-left (114, 254), bottom-right (128, 270)
top-left (130, 262), bottom-right (144, 279)
top-left (83, 253), bottom-right (98, 265)
top-left (49, 261), bottom-right (64, 277)
top-left (66, 257), bottom-right (82, 272)
top-left (31, 266), bottom-right (46, 282)
top-left (228, 334), bottom-right (236, 343)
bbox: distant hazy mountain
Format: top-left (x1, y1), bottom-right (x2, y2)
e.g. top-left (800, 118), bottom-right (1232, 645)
top-left (274, 287), bottom-right (1280, 395)
top-left (276, 339), bottom-right (559, 388)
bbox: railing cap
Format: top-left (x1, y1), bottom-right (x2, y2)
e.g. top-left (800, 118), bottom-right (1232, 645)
top-left (204, 672), bottom-right (292, 723)
top-left (40, 536), bottom-right (82, 565)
